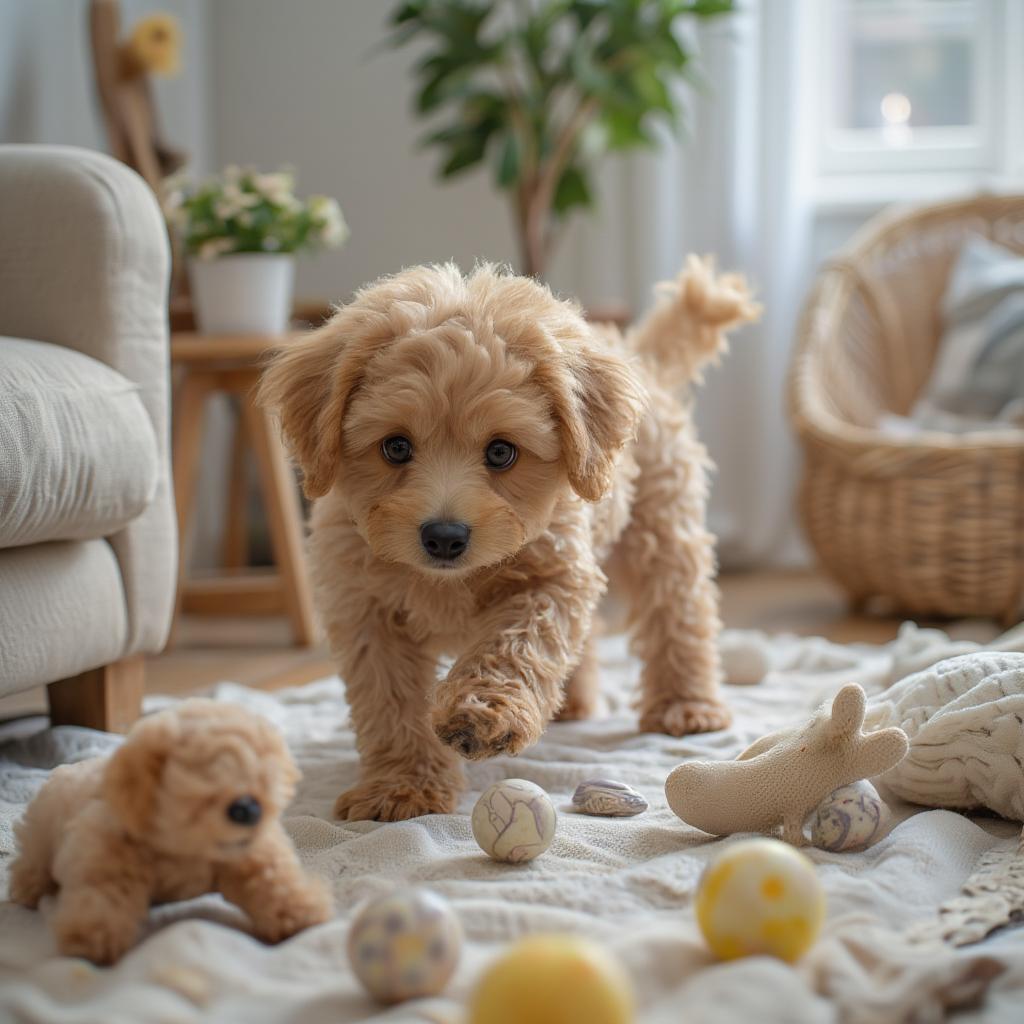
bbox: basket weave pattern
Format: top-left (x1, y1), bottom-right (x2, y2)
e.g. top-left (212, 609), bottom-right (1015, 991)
top-left (790, 195), bottom-right (1024, 623)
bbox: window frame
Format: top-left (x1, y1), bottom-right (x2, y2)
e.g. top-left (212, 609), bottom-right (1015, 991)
top-left (810, 0), bottom-right (1007, 178)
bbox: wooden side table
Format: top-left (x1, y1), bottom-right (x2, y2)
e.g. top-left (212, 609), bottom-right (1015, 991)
top-left (170, 332), bottom-right (316, 646)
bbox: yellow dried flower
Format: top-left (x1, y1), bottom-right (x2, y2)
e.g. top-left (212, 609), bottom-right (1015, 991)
top-left (126, 13), bottom-right (181, 77)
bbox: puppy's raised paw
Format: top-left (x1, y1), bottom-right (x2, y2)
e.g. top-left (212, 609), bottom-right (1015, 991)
top-left (640, 697), bottom-right (732, 737)
top-left (334, 775), bottom-right (459, 822)
top-left (431, 691), bottom-right (541, 761)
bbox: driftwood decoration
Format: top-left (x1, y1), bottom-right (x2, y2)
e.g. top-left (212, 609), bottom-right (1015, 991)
top-left (89, 0), bottom-right (187, 193)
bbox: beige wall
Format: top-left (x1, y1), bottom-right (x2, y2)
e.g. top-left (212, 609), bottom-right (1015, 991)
top-left (0, 0), bottom-right (213, 173)
top-left (209, 0), bottom-right (522, 307)
top-left (0, 0), bottom-right (642, 311)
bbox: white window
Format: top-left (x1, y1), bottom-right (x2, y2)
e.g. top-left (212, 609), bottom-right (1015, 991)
top-left (811, 0), bottom-right (1020, 179)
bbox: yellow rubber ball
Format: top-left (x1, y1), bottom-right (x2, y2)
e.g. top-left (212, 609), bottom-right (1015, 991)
top-left (696, 838), bottom-right (825, 963)
top-left (469, 935), bottom-right (634, 1024)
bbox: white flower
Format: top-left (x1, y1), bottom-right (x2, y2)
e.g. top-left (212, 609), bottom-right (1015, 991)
top-left (171, 166), bottom-right (343, 257)
top-left (197, 237), bottom-right (235, 260)
top-left (253, 171), bottom-right (296, 206)
top-left (308, 195), bottom-right (348, 248)
top-left (214, 183), bottom-right (261, 220)
top-left (214, 198), bottom-right (239, 220)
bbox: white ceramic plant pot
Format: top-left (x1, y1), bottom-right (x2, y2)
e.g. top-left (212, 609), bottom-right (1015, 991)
top-left (188, 253), bottom-right (295, 334)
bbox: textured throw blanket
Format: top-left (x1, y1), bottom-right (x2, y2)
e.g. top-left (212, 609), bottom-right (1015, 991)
top-left (2, 625), bottom-right (1024, 1023)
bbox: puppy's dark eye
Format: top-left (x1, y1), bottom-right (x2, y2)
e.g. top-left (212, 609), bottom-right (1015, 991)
top-left (484, 439), bottom-right (517, 470)
top-left (381, 435), bottom-right (413, 465)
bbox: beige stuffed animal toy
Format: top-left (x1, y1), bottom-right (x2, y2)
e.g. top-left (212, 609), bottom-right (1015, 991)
top-left (665, 684), bottom-right (909, 845)
top-left (9, 700), bottom-right (332, 964)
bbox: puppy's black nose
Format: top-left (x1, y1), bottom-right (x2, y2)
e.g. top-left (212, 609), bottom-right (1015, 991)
top-left (226, 796), bottom-right (262, 826)
top-left (420, 520), bottom-right (470, 561)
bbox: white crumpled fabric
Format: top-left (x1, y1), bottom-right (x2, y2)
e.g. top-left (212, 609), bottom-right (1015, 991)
top-left (870, 651), bottom-right (1024, 822)
top-left (2, 624), bottom-right (1024, 1023)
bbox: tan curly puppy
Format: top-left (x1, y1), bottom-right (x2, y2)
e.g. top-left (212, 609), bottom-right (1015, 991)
top-left (9, 700), bottom-right (331, 964)
top-left (259, 257), bottom-right (759, 823)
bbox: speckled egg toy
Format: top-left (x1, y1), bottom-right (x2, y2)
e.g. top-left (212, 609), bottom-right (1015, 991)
top-left (472, 779), bottom-right (557, 863)
top-left (810, 780), bottom-right (891, 852)
top-left (347, 888), bottom-right (462, 1003)
top-left (695, 838), bottom-right (825, 963)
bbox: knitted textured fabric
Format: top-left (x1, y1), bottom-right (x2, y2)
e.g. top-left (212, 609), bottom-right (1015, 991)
top-left (868, 651), bottom-right (1024, 822)
top-left (665, 684), bottom-right (909, 845)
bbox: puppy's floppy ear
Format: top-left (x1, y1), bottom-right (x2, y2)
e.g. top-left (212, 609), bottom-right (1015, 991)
top-left (102, 710), bottom-right (179, 836)
top-left (257, 315), bottom-right (368, 499)
top-left (539, 342), bottom-right (646, 502)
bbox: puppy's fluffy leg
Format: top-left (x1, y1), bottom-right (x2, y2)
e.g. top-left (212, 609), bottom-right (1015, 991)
top-left (432, 531), bottom-right (604, 759)
top-left (10, 761), bottom-right (100, 908)
top-left (50, 825), bottom-right (152, 964)
top-left (623, 396), bottom-right (731, 737)
top-left (9, 800), bottom-right (58, 909)
top-left (331, 601), bottom-right (465, 823)
top-left (216, 825), bottom-right (332, 943)
top-left (554, 633), bottom-right (601, 722)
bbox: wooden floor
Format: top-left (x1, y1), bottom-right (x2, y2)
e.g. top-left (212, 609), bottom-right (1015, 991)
top-left (0, 569), bottom-right (1003, 721)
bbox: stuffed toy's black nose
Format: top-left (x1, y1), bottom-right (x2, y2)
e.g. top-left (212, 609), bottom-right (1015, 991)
top-left (226, 796), bottom-right (262, 826)
top-left (420, 520), bottom-right (470, 561)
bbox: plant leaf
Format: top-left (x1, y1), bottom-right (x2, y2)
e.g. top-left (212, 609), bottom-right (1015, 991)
top-left (440, 131), bottom-right (490, 176)
top-left (553, 163), bottom-right (592, 214)
top-left (600, 106), bottom-right (655, 149)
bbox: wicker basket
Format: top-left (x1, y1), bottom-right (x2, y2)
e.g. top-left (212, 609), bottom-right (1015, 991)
top-left (790, 194), bottom-right (1024, 624)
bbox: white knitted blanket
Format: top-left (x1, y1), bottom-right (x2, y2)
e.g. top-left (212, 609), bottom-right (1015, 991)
top-left (2, 624), bottom-right (1024, 1023)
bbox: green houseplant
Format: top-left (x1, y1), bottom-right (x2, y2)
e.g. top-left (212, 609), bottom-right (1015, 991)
top-left (164, 166), bottom-right (348, 334)
top-left (390, 0), bottom-right (733, 278)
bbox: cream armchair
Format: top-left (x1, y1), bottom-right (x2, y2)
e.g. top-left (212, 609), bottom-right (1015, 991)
top-left (0, 145), bottom-right (175, 731)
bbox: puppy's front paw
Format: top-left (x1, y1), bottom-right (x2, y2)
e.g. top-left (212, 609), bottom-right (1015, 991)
top-left (640, 697), bottom-right (732, 737)
top-left (334, 775), bottom-right (459, 822)
top-left (57, 914), bottom-right (137, 965)
top-left (253, 878), bottom-right (332, 944)
top-left (8, 859), bottom-right (52, 909)
top-left (431, 690), bottom-right (542, 761)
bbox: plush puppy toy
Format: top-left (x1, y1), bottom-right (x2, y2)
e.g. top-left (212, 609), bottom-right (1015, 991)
top-left (9, 700), bottom-right (331, 964)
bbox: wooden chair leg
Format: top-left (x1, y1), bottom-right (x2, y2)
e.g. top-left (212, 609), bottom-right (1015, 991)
top-left (242, 398), bottom-right (317, 646)
top-left (170, 370), bottom-right (214, 640)
top-left (47, 656), bottom-right (144, 734)
top-left (222, 401), bottom-right (251, 570)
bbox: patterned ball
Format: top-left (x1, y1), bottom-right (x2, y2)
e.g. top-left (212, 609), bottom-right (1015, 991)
top-left (472, 779), bottom-right (557, 863)
top-left (696, 838), bottom-right (825, 963)
top-left (810, 781), bottom-right (891, 852)
top-left (469, 935), bottom-right (633, 1024)
top-left (347, 888), bottom-right (462, 1004)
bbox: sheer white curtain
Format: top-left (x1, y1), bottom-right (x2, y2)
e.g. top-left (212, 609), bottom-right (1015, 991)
top-left (550, 0), bottom-right (814, 568)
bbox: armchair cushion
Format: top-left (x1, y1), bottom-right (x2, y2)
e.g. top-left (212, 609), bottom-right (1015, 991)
top-left (0, 337), bottom-right (158, 548)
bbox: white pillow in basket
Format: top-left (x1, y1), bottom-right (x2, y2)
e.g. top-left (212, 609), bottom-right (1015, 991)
top-left (911, 235), bottom-right (1024, 431)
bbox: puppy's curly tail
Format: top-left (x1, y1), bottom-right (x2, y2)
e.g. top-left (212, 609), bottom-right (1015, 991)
top-left (627, 254), bottom-right (761, 389)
